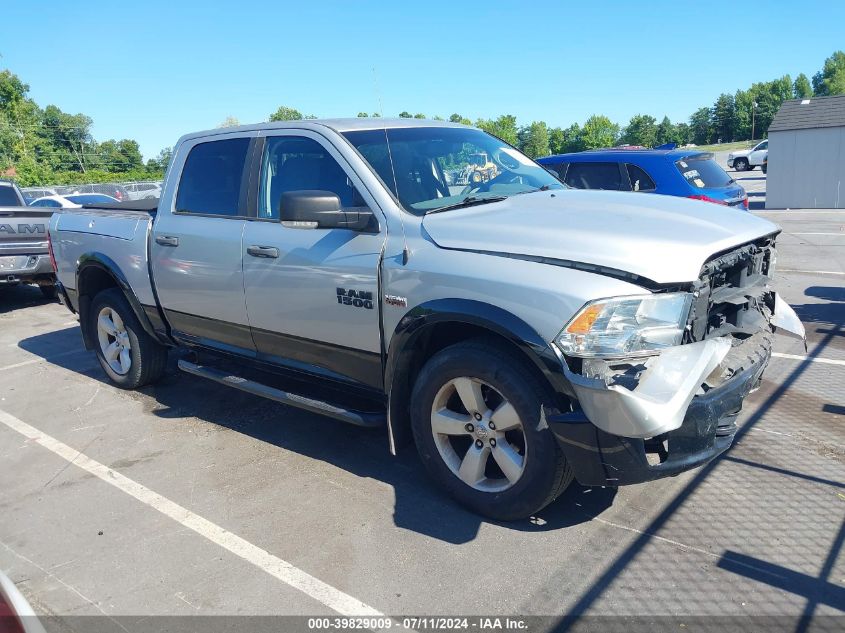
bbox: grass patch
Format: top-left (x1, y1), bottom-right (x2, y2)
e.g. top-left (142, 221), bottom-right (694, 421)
top-left (692, 140), bottom-right (760, 153)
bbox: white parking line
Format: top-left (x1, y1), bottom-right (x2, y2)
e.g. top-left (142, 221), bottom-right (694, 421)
top-left (0, 350), bottom-right (85, 372)
top-left (777, 269), bottom-right (845, 276)
top-left (0, 408), bottom-right (382, 617)
top-left (788, 232), bottom-right (845, 236)
top-left (772, 352), bottom-right (845, 367)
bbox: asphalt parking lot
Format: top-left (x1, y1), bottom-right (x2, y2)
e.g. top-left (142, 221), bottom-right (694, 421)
top-left (1, 205), bottom-right (843, 630)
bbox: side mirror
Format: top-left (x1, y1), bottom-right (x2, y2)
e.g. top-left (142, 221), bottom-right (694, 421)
top-left (279, 190), bottom-right (373, 231)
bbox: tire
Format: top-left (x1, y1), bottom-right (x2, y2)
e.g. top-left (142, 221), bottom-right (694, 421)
top-left (410, 339), bottom-right (573, 520)
top-left (470, 171), bottom-right (483, 184)
top-left (89, 288), bottom-right (167, 389)
top-left (40, 284), bottom-right (58, 300)
top-left (734, 157), bottom-right (749, 172)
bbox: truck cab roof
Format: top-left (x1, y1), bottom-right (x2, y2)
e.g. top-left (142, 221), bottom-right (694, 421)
top-left (174, 118), bottom-right (469, 146)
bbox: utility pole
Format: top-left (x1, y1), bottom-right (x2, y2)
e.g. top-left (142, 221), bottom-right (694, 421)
top-left (751, 101), bottom-right (758, 142)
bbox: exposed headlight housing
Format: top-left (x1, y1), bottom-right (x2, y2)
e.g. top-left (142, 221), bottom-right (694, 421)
top-left (556, 293), bottom-right (693, 359)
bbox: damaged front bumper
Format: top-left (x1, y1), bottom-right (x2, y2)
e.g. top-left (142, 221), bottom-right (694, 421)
top-left (548, 293), bottom-right (803, 487)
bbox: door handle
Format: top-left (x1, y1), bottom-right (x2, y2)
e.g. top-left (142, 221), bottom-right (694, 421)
top-left (155, 235), bottom-right (179, 247)
top-left (247, 245), bottom-right (280, 259)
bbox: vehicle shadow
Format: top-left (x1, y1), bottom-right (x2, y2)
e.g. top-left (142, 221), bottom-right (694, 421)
top-left (0, 284), bottom-right (57, 314)
top-left (17, 326), bottom-right (616, 544)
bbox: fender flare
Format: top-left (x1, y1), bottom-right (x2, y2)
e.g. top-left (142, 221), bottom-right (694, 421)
top-left (75, 253), bottom-right (165, 349)
top-left (383, 298), bottom-right (573, 453)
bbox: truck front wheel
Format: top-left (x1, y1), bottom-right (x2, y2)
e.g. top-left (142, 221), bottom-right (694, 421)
top-left (89, 288), bottom-right (167, 389)
top-left (410, 339), bottom-right (573, 520)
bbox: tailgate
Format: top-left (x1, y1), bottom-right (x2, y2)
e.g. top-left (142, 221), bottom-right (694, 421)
top-left (0, 207), bottom-right (52, 255)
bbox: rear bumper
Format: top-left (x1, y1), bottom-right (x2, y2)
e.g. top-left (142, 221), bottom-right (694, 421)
top-left (0, 254), bottom-right (54, 285)
top-left (548, 348), bottom-right (769, 486)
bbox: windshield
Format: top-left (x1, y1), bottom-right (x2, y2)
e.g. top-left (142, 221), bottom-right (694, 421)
top-left (0, 186), bottom-right (21, 206)
top-left (675, 154), bottom-right (733, 189)
top-left (342, 127), bottom-right (563, 215)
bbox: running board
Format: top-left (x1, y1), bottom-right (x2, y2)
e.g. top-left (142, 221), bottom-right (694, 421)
top-left (177, 359), bottom-right (385, 428)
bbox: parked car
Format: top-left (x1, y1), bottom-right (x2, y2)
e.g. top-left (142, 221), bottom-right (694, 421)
top-left (124, 181), bottom-right (162, 200)
top-left (538, 149), bottom-right (749, 210)
top-left (727, 140), bottom-right (768, 171)
top-left (64, 183), bottom-right (130, 201)
top-left (0, 179), bottom-right (57, 298)
top-left (49, 119), bottom-right (804, 520)
top-left (20, 187), bottom-right (58, 204)
top-left (0, 570), bottom-right (46, 633)
top-left (31, 194), bottom-right (119, 208)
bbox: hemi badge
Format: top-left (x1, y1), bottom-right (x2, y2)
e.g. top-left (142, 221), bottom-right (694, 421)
top-left (384, 294), bottom-right (407, 308)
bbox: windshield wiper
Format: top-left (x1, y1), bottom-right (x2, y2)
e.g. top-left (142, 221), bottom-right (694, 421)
top-left (425, 195), bottom-right (508, 215)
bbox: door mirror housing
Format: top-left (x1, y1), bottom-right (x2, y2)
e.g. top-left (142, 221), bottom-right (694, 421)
top-left (279, 190), bottom-right (373, 231)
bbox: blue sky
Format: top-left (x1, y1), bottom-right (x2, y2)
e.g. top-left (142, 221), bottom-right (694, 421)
top-left (3, 1), bottom-right (843, 159)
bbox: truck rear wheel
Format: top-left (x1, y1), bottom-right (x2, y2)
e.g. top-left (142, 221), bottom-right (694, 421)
top-left (410, 339), bottom-right (573, 520)
top-left (90, 288), bottom-right (167, 389)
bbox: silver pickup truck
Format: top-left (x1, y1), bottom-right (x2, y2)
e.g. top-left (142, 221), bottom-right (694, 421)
top-left (49, 119), bottom-right (805, 519)
top-left (0, 179), bottom-right (57, 298)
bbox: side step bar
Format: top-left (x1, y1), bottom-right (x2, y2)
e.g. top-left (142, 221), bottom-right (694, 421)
top-left (177, 360), bottom-right (385, 428)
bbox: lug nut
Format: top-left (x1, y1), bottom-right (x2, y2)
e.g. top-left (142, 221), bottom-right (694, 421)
top-left (475, 439), bottom-right (483, 449)
top-left (490, 438), bottom-right (497, 447)
top-left (465, 423), bottom-right (474, 433)
top-left (474, 412), bottom-right (482, 421)
top-left (488, 421), bottom-right (496, 430)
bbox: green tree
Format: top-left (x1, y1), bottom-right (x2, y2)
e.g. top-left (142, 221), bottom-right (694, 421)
top-left (413, 113), bottom-right (426, 119)
top-left (371, 112), bottom-right (381, 118)
top-left (269, 106), bottom-right (303, 121)
top-left (710, 94), bottom-right (736, 142)
top-left (146, 147), bottom-right (172, 172)
top-left (689, 107), bottom-right (712, 144)
top-left (620, 114), bottom-right (657, 147)
top-left (793, 73), bottom-right (813, 99)
top-left (449, 113), bottom-right (471, 125)
top-left (580, 115), bottom-right (619, 149)
top-left (562, 123), bottom-right (584, 153)
top-left (95, 139), bottom-right (143, 172)
top-left (517, 121), bottom-right (550, 158)
top-left (357, 112), bottom-right (369, 117)
top-left (398, 111), bottom-right (412, 118)
top-left (548, 127), bottom-right (565, 155)
top-left (812, 51), bottom-right (845, 96)
top-left (655, 116), bottom-right (681, 145)
top-left (476, 115), bottom-right (519, 146)
top-left (217, 116), bottom-right (240, 128)
top-left (674, 122), bottom-right (691, 145)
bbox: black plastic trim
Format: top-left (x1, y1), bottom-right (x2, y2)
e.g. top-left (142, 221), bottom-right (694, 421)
top-left (164, 308), bottom-right (383, 391)
top-left (384, 298), bottom-right (573, 449)
top-left (548, 350), bottom-right (768, 486)
top-left (252, 327), bottom-right (383, 391)
top-left (165, 308), bottom-right (256, 352)
top-left (76, 253), bottom-right (167, 347)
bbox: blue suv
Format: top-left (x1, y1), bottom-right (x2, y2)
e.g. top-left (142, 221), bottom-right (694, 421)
top-left (537, 149), bottom-right (748, 210)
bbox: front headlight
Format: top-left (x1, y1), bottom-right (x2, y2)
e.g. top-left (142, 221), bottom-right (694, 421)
top-left (556, 293), bottom-right (693, 359)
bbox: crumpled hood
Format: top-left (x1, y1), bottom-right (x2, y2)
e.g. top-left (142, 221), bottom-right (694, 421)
top-left (421, 189), bottom-right (779, 284)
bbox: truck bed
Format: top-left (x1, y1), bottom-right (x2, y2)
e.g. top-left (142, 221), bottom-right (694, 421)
top-left (49, 206), bottom-right (158, 308)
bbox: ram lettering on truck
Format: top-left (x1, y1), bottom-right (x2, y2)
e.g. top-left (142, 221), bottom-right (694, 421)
top-left (48, 119), bottom-right (805, 520)
top-left (0, 179), bottom-right (57, 298)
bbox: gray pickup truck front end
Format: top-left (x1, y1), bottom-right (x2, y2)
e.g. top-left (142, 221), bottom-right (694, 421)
top-left (547, 237), bottom-right (804, 486)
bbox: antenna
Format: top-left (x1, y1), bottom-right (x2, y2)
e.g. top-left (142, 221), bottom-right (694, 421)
top-left (373, 66), bottom-right (409, 265)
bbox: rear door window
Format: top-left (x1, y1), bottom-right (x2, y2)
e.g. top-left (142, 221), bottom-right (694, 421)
top-left (564, 162), bottom-right (626, 190)
top-left (675, 155), bottom-right (732, 189)
top-left (626, 164), bottom-right (656, 192)
top-left (176, 137), bottom-right (251, 216)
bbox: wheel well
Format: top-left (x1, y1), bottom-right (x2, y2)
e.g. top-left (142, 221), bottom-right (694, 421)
top-left (387, 321), bottom-right (558, 452)
top-left (77, 266), bottom-right (121, 349)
